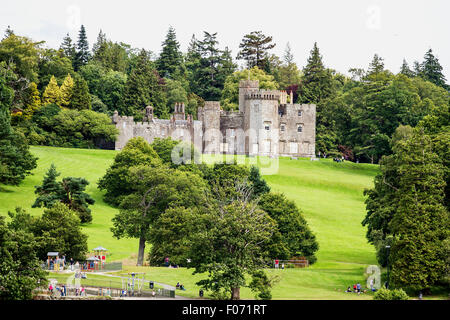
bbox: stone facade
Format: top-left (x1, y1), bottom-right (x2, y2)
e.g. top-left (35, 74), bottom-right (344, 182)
top-left (112, 80), bottom-right (316, 158)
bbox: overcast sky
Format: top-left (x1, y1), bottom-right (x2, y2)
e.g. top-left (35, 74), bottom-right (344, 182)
top-left (1, 0), bottom-right (449, 80)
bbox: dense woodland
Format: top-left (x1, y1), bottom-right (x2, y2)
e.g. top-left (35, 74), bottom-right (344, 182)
top-left (0, 25), bottom-right (449, 300)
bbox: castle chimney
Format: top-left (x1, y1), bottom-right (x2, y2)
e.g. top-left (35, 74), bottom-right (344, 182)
top-left (290, 90), bottom-right (294, 104)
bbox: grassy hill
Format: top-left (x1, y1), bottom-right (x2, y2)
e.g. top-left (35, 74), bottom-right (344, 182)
top-left (0, 146), bottom-right (380, 299)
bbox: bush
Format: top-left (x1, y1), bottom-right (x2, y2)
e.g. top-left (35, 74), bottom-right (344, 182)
top-left (373, 288), bottom-right (409, 300)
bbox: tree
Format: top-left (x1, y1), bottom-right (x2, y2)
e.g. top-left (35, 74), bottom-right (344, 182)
top-left (363, 126), bottom-right (449, 290)
top-left (37, 48), bottom-right (74, 91)
top-left (59, 73), bottom-right (74, 107)
top-left (165, 78), bottom-right (188, 113)
top-left (236, 31), bottom-right (276, 70)
top-left (189, 199), bottom-right (276, 300)
top-left (31, 203), bottom-right (89, 261)
top-left (0, 74), bottom-right (37, 186)
top-left (388, 128), bottom-right (448, 290)
top-left (32, 163), bottom-right (61, 209)
top-left (74, 25), bottom-right (90, 71)
top-left (42, 75), bottom-right (61, 106)
top-left (0, 31), bottom-right (42, 83)
top-left (59, 177), bottom-right (95, 223)
top-left (0, 215), bottom-right (47, 300)
top-left (186, 32), bottom-right (235, 101)
top-left (111, 164), bottom-right (207, 266)
top-left (92, 29), bottom-right (107, 57)
top-left (32, 164), bottom-right (95, 223)
top-left (59, 33), bottom-right (76, 62)
top-left (399, 59), bottom-right (415, 78)
top-left (69, 73), bottom-right (91, 110)
top-left (298, 42), bottom-right (334, 104)
top-left (259, 192), bottom-right (319, 263)
top-left (248, 165), bottom-right (270, 198)
top-left (274, 43), bottom-right (302, 90)
top-left (98, 137), bottom-right (162, 206)
top-left (22, 82), bottom-right (41, 119)
top-left (419, 49), bottom-right (448, 89)
top-left (156, 26), bottom-right (183, 79)
top-left (120, 49), bottom-right (168, 118)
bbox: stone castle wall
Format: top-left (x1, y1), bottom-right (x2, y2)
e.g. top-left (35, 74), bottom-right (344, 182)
top-left (113, 81), bottom-right (316, 158)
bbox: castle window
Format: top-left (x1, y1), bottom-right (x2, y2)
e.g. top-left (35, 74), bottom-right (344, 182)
top-left (265, 125), bottom-right (270, 131)
top-left (280, 124), bottom-right (286, 131)
top-left (297, 125), bottom-right (303, 133)
top-left (298, 110), bottom-right (302, 117)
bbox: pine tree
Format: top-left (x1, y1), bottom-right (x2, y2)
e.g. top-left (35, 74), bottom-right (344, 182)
top-left (367, 54), bottom-right (385, 77)
top-left (399, 59), bottom-right (415, 77)
top-left (22, 82), bottom-right (41, 119)
top-left (32, 163), bottom-right (61, 209)
top-left (420, 49), bottom-right (448, 89)
top-left (92, 29), bottom-right (107, 57)
top-left (276, 42), bottom-right (301, 89)
top-left (74, 25), bottom-right (90, 71)
top-left (156, 26), bottom-right (183, 79)
top-left (32, 164), bottom-right (95, 223)
top-left (69, 73), bottom-right (91, 110)
top-left (59, 33), bottom-right (76, 62)
top-left (121, 49), bottom-right (167, 118)
top-left (298, 42), bottom-right (333, 104)
top-left (42, 75), bottom-right (61, 106)
top-left (236, 31), bottom-right (276, 70)
top-left (59, 73), bottom-right (74, 107)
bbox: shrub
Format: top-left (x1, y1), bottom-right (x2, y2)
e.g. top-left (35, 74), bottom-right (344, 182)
top-left (373, 288), bottom-right (409, 300)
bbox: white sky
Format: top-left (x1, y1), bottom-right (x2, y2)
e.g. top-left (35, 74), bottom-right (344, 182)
top-left (1, 0), bottom-right (449, 80)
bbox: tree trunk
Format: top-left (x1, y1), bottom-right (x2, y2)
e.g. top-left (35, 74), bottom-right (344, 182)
top-left (137, 236), bottom-right (145, 266)
top-left (231, 287), bottom-right (240, 300)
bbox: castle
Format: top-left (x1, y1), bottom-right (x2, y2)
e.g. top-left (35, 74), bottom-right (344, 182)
top-left (112, 80), bottom-right (316, 158)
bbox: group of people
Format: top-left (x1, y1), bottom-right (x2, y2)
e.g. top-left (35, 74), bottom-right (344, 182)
top-left (333, 156), bottom-right (345, 163)
top-left (345, 283), bottom-right (368, 295)
top-left (48, 283), bottom-right (86, 297)
top-left (176, 282), bottom-right (186, 291)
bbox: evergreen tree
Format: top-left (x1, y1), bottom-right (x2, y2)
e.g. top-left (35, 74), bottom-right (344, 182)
top-left (121, 49), bottom-right (168, 118)
top-left (190, 32), bottom-right (234, 101)
top-left (298, 42), bottom-right (334, 104)
top-left (366, 53), bottom-right (385, 77)
top-left (59, 177), bottom-right (95, 223)
top-left (32, 163), bottom-right (61, 209)
top-left (59, 33), bottom-right (76, 62)
top-left (0, 75), bottom-right (37, 186)
top-left (236, 31), bottom-right (276, 70)
top-left (399, 59), bottom-right (415, 78)
top-left (156, 26), bottom-right (183, 79)
top-left (74, 25), bottom-right (90, 71)
top-left (388, 128), bottom-right (449, 290)
top-left (42, 75), bottom-right (61, 106)
top-left (92, 29), bottom-right (107, 57)
top-left (32, 164), bottom-right (95, 223)
top-left (69, 73), bottom-right (91, 110)
top-left (420, 49), bottom-right (448, 89)
top-left (22, 82), bottom-right (41, 119)
top-left (59, 73), bottom-right (74, 107)
top-left (275, 42), bottom-right (302, 89)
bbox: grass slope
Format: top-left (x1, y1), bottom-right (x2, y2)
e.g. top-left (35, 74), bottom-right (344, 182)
top-left (0, 146), bottom-right (379, 299)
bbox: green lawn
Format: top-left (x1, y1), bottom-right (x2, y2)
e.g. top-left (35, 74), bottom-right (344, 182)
top-left (0, 146), bottom-right (381, 299)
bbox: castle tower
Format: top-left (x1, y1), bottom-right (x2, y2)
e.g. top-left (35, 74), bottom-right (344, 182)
top-left (240, 80), bottom-right (279, 156)
top-left (239, 80), bottom-right (259, 113)
top-left (198, 101), bottom-right (221, 154)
